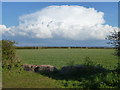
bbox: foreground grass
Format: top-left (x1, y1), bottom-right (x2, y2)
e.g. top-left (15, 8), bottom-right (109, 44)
top-left (17, 49), bottom-right (118, 69)
top-left (3, 65), bottom-right (120, 88)
top-left (3, 68), bottom-right (59, 88)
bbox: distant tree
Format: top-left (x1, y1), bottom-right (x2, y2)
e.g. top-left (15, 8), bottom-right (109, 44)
top-left (2, 40), bottom-right (21, 68)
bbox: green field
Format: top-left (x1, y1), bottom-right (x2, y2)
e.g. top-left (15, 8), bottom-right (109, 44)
top-left (3, 48), bottom-right (119, 88)
top-left (3, 68), bottom-right (59, 88)
top-left (17, 49), bottom-right (118, 69)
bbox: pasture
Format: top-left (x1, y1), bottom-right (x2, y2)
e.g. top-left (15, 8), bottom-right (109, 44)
top-left (17, 48), bottom-right (118, 69)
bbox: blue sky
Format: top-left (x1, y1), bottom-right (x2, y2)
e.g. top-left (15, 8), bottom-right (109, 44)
top-left (3, 2), bottom-right (118, 27)
top-left (2, 2), bottom-right (118, 47)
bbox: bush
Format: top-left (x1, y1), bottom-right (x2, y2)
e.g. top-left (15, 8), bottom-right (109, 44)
top-left (57, 58), bottom-right (119, 88)
top-left (2, 40), bottom-right (21, 69)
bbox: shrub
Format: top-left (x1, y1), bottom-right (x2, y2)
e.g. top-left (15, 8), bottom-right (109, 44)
top-left (84, 57), bottom-right (95, 66)
top-left (2, 40), bottom-right (21, 69)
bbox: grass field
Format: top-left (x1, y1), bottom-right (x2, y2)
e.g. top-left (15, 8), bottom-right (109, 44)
top-left (3, 68), bottom-right (59, 88)
top-left (17, 48), bottom-right (118, 69)
top-left (3, 48), bottom-right (119, 88)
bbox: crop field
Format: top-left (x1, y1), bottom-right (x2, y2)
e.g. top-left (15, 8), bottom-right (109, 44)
top-left (17, 48), bottom-right (118, 69)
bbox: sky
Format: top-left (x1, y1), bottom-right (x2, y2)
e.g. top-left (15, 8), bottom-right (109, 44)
top-left (1, 2), bottom-right (118, 47)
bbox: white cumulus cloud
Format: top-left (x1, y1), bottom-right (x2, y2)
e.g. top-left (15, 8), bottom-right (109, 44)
top-left (1, 5), bottom-right (118, 40)
top-left (0, 25), bottom-right (11, 39)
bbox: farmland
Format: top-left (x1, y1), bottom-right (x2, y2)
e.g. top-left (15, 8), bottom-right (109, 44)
top-left (3, 48), bottom-right (119, 88)
top-left (17, 48), bottom-right (118, 69)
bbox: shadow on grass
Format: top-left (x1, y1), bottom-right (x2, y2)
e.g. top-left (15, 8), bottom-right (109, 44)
top-left (21, 56), bottom-right (120, 88)
top-left (35, 65), bottom-right (120, 88)
top-left (35, 64), bottom-right (109, 81)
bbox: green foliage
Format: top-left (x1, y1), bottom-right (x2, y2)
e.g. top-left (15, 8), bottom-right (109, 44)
top-left (49, 57), bottom-right (119, 88)
top-left (2, 40), bottom-right (16, 60)
top-left (57, 71), bottom-right (120, 88)
top-left (106, 30), bottom-right (120, 71)
top-left (2, 40), bottom-right (21, 68)
top-left (84, 56), bottom-right (95, 66)
top-left (116, 63), bottom-right (120, 74)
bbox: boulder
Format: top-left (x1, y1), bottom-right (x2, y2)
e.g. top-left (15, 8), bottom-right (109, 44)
top-left (22, 64), bottom-right (37, 71)
top-left (60, 65), bottom-right (83, 75)
top-left (34, 65), bottom-right (57, 73)
top-left (22, 64), bottom-right (57, 73)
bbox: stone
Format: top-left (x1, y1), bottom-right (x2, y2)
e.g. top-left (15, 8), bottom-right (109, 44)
top-left (22, 64), bottom-right (37, 71)
top-left (22, 64), bottom-right (57, 73)
top-left (34, 65), bottom-right (57, 73)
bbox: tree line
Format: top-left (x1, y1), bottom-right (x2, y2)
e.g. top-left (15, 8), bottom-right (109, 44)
top-left (15, 46), bottom-right (114, 49)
